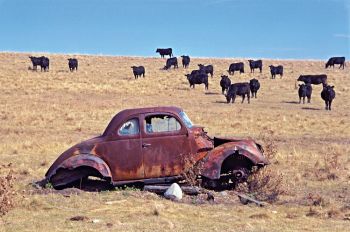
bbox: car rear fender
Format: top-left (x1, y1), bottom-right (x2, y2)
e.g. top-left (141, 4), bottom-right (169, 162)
top-left (46, 154), bottom-right (112, 181)
top-left (201, 142), bottom-right (268, 180)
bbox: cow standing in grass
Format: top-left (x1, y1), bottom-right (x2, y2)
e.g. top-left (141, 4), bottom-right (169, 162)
top-left (164, 57), bottom-right (178, 70)
top-left (228, 62), bottom-right (244, 75)
top-left (181, 56), bottom-right (190, 68)
top-left (40, 57), bottom-right (49, 71)
top-left (249, 78), bottom-right (260, 98)
top-left (269, 65), bottom-right (283, 79)
top-left (325, 57), bottom-right (345, 69)
top-left (248, 60), bottom-right (262, 73)
top-left (297, 75), bottom-right (327, 85)
top-left (29, 56), bottom-right (49, 71)
top-left (68, 58), bottom-right (78, 72)
top-left (321, 84), bottom-right (335, 110)
top-left (156, 48), bottom-right (173, 58)
top-left (220, 75), bottom-right (231, 94)
top-left (185, 73), bottom-right (209, 90)
top-left (198, 64), bottom-right (214, 77)
top-left (131, 66), bottom-right (145, 79)
top-left (226, 83), bottom-right (250, 104)
top-left (298, 84), bottom-right (312, 104)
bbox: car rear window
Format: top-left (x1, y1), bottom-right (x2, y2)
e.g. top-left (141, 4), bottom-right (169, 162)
top-left (118, 118), bottom-right (140, 135)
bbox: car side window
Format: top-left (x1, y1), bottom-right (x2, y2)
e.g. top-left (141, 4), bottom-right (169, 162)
top-left (144, 115), bottom-right (181, 133)
top-left (118, 118), bottom-right (139, 135)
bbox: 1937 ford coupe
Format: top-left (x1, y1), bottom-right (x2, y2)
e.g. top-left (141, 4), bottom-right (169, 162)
top-left (42, 106), bottom-right (268, 189)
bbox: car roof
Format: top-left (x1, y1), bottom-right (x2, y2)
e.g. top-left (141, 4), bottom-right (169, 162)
top-left (102, 106), bottom-right (184, 136)
top-left (118, 106), bottom-right (182, 117)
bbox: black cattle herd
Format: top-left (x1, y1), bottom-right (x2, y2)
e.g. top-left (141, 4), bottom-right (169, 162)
top-left (28, 50), bottom-right (346, 111)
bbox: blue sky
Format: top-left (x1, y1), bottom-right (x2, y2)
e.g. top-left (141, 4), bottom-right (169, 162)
top-left (0, 0), bottom-right (349, 59)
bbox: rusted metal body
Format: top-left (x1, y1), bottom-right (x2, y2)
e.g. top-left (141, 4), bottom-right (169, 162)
top-left (44, 106), bottom-right (268, 189)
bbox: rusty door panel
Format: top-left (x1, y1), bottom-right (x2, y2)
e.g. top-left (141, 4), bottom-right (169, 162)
top-left (141, 112), bottom-right (192, 178)
top-left (142, 134), bottom-right (191, 178)
top-left (94, 138), bottom-right (143, 181)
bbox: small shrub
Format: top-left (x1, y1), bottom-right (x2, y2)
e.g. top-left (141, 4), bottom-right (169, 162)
top-left (314, 147), bottom-right (342, 181)
top-left (44, 182), bottom-right (53, 189)
top-left (306, 193), bottom-right (327, 207)
top-left (180, 154), bottom-right (203, 187)
top-left (236, 166), bottom-right (285, 203)
top-left (0, 165), bottom-right (15, 216)
top-left (258, 130), bottom-right (278, 161)
top-left (327, 208), bottom-right (342, 219)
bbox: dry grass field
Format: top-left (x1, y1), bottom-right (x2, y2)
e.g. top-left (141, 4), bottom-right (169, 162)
top-left (0, 52), bottom-right (350, 231)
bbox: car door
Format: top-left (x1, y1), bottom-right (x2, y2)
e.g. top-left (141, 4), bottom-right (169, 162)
top-left (97, 117), bottom-right (144, 181)
top-left (141, 113), bottom-right (191, 178)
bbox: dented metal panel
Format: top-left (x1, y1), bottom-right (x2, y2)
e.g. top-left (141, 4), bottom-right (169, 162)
top-left (200, 140), bottom-right (268, 180)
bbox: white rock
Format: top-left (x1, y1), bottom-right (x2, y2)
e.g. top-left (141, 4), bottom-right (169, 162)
top-left (164, 183), bottom-right (182, 200)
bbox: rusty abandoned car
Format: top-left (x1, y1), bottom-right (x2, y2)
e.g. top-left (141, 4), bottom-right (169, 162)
top-left (41, 106), bottom-right (268, 190)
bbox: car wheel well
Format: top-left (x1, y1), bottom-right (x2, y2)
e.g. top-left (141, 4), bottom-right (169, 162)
top-left (50, 166), bottom-right (110, 189)
top-left (201, 152), bottom-right (254, 190)
top-left (220, 152), bottom-right (254, 175)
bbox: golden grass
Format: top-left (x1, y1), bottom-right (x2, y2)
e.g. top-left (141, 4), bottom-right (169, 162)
top-left (0, 52), bottom-right (350, 231)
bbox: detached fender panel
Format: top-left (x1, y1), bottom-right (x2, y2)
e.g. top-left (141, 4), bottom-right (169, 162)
top-left (46, 154), bottom-right (112, 181)
top-left (201, 141), bottom-right (268, 180)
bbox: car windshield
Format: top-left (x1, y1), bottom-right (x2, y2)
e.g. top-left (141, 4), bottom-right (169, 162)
top-left (179, 111), bottom-right (193, 128)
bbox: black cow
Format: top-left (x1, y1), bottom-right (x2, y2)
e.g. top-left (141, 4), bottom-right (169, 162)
top-left (248, 60), bottom-right (262, 73)
top-left (181, 55), bottom-right (190, 68)
top-left (298, 83), bottom-right (312, 104)
top-left (325, 57), bottom-right (345, 69)
top-left (29, 56), bottom-right (41, 70)
top-left (164, 57), bottom-right (178, 70)
top-left (269, 65), bottom-right (283, 79)
top-left (321, 84), bottom-right (336, 110)
top-left (249, 78), bottom-right (260, 98)
top-left (228, 62), bottom-right (244, 75)
top-left (68, 58), bottom-right (78, 72)
top-left (156, 48), bottom-right (173, 58)
top-left (198, 64), bottom-right (213, 77)
top-left (220, 75), bottom-right (231, 94)
top-left (226, 83), bottom-right (250, 104)
top-left (185, 73), bottom-right (209, 90)
top-left (29, 56), bottom-right (49, 71)
top-left (189, 69), bottom-right (204, 76)
top-left (297, 75), bottom-right (327, 85)
top-left (40, 57), bottom-right (49, 71)
top-left (131, 66), bottom-right (145, 79)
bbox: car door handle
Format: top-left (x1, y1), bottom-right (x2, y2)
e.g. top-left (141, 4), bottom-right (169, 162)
top-left (142, 143), bottom-right (151, 148)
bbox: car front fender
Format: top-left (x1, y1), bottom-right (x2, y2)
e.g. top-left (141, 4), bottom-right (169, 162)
top-left (200, 141), bottom-right (268, 180)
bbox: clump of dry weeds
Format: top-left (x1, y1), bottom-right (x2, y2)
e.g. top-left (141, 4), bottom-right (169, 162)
top-left (306, 193), bottom-right (328, 207)
top-left (180, 154), bottom-right (203, 187)
top-left (313, 147), bottom-right (342, 181)
top-left (236, 131), bottom-right (285, 203)
top-left (236, 166), bottom-right (285, 203)
top-left (0, 164), bottom-right (16, 216)
top-left (258, 130), bottom-right (278, 161)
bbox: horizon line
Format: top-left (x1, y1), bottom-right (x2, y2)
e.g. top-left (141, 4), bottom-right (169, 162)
top-left (0, 50), bottom-right (338, 62)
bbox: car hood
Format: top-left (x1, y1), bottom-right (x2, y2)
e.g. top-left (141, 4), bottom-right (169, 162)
top-left (45, 136), bottom-right (104, 177)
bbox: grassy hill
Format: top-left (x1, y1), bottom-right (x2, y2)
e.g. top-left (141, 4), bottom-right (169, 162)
top-left (0, 52), bottom-right (349, 231)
